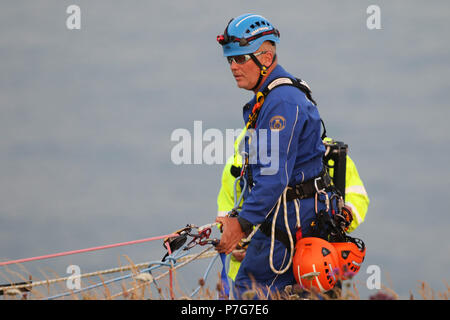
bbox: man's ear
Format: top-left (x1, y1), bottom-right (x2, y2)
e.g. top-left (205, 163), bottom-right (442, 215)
top-left (262, 50), bottom-right (275, 66)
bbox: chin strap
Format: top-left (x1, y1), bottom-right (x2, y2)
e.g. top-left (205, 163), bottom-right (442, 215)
top-left (250, 53), bottom-right (277, 91)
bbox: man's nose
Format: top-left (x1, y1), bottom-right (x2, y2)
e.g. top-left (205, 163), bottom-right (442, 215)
top-left (229, 60), bottom-right (239, 70)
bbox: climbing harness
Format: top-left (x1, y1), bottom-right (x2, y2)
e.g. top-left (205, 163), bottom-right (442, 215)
top-left (226, 76), bottom-right (367, 286)
top-left (224, 76), bottom-right (330, 276)
top-left (245, 77), bottom-right (319, 131)
top-left (240, 76), bottom-right (326, 189)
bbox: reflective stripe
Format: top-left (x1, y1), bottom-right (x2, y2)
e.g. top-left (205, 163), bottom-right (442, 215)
top-left (235, 14), bottom-right (260, 27)
top-left (313, 264), bottom-right (326, 292)
top-left (284, 105), bottom-right (300, 185)
top-left (346, 185), bottom-right (368, 197)
top-left (267, 78), bottom-right (293, 90)
top-left (345, 202), bottom-right (362, 224)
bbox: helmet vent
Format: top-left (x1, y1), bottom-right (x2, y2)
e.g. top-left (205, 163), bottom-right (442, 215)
top-left (341, 250), bottom-right (350, 260)
top-left (322, 247), bottom-right (331, 257)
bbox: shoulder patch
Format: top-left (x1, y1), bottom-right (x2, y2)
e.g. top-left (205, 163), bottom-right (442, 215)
top-left (269, 115), bottom-right (286, 131)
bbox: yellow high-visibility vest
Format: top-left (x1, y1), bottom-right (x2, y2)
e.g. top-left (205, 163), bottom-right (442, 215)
top-left (217, 128), bottom-right (247, 217)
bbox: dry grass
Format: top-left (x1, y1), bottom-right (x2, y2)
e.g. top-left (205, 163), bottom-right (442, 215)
top-left (1, 259), bottom-right (449, 300)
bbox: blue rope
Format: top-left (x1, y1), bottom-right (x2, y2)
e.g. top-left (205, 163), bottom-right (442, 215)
top-left (189, 253), bottom-right (220, 298)
top-left (233, 175), bottom-right (247, 211)
top-left (43, 244), bottom-right (193, 300)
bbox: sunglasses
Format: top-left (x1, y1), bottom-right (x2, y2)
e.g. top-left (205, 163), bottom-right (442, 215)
top-left (227, 51), bottom-right (267, 65)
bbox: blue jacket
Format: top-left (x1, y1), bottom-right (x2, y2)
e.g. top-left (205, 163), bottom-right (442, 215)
top-left (239, 65), bottom-right (326, 228)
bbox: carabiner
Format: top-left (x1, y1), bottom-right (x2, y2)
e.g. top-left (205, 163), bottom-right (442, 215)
top-left (314, 189), bottom-right (330, 214)
top-left (314, 177), bottom-right (330, 213)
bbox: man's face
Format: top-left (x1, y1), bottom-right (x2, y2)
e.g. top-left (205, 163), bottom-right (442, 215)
top-left (229, 51), bottom-right (266, 90)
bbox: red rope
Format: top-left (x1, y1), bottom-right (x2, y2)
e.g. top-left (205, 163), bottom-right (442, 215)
top-left (0, 233), bottom-right (179, 267)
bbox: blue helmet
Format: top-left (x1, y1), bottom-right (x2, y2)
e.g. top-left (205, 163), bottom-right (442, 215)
top-left (217, 14), bottom-right (280, 57)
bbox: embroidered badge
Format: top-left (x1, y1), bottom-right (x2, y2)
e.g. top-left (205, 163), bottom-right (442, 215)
top-left (269, 115), bottom-right (286, 131)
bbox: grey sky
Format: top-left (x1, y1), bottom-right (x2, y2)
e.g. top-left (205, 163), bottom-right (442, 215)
top-left (1, 1), bottom-right (449, 299)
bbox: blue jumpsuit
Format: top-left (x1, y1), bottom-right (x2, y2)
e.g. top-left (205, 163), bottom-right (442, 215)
top-left (234, 65), bottom-right (329, 298)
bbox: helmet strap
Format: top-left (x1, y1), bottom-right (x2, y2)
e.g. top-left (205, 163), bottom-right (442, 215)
top-left (250, 53), bottom-right (277, 91)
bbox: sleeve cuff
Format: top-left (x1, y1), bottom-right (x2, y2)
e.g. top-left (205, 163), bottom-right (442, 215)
top-left (237, 215), bottom-right (253, 234)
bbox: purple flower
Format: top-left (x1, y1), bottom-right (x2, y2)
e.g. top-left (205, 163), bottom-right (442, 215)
top-left (369, 291), bottom-right (396, 300)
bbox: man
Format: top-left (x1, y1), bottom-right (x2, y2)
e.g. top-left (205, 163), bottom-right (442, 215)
top-left (215, 13), bottom-right (336, 298)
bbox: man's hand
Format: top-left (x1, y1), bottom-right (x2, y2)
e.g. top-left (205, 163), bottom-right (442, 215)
top-left (215, 216), bottom-right (246, 255)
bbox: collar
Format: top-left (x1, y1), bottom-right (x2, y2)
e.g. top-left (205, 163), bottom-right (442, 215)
top-left (257, 64), bottom-right (290, 92)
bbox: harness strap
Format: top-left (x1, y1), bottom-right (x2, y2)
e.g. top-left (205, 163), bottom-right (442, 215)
top-left (242, 76), bottom-right (325, 188)
top-left (259, 220), bottom-right (291, 249)
top-left (245, 76), bottom-right (322, 131)
top-left (286, 170), bottom-right (332, 201)
top-left (261, 77), bottom-right (317, 106)
top-left (238, 76), bottom-right (330, 273)
top-left (259, 169), bottom-right (333, 250)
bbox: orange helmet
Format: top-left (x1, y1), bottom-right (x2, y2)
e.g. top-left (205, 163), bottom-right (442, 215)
top-left (332, 238), bottom-right (366, 280)
top-left (293, 237), bottom-right (340, 292)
